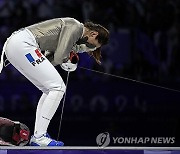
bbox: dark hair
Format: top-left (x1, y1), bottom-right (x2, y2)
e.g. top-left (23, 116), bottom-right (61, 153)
top-left (84, 22), bottom-right (109, 64)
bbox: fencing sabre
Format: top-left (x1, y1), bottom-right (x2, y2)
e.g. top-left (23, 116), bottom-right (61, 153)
top-left (57, 71), bottom-right (70, 141)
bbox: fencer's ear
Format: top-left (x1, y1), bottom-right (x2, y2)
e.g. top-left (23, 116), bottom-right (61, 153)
top-left (90, 31), bottom-right (98, 37)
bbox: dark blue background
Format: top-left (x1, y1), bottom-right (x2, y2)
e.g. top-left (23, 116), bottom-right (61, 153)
top-left (0, 0), bottom-right (180, 146)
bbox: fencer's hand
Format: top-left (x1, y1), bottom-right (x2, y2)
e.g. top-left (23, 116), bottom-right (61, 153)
top-left (61, 51), bottom-right (79, 72)
top-left (69, 51), bottom-right (79, 64)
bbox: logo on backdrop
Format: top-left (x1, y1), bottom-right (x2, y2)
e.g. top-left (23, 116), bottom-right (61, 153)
top-left (96, 132), bottom-right (110, 147)
top-left (25, 49), bottom-right (45, 66)
top-left (96, 132), bottom-right (175, 147)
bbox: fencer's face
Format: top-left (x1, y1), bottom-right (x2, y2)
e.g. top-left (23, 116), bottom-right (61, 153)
top-left (74, 28), bottom-right (101, 53)
top-left (86, 31), bottom-right (101, 49)
top-left (85, 30), bottom-right (101, 49)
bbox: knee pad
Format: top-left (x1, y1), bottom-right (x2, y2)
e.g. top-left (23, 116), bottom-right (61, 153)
top-left (51, 81), bottom-right (66, 93)
top-left (60, 81), bottom-right (66, 93)
top-left (42, 80), bottom-right (66, 94)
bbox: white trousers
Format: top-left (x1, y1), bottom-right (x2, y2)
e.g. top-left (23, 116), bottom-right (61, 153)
top-left (4, 28), bottom-right (66, 93)
top-left (3, 28), bottom-right (66, 136)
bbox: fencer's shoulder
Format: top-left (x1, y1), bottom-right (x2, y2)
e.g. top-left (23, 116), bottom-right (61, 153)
top-left (60, 17), bottom-right (83, 27)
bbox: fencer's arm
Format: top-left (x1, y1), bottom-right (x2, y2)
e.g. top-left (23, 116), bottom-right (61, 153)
top-left (53, 20), bottom-right (83, 65)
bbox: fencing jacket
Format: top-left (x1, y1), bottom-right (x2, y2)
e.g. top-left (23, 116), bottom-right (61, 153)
top-left (26, 17), bottom-right (84, 65)
top-left (0, 18), bottom-right (84, 73)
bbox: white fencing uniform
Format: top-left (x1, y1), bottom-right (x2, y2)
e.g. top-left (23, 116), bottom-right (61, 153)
top-left (0, 17), bottom-right (84, 138)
